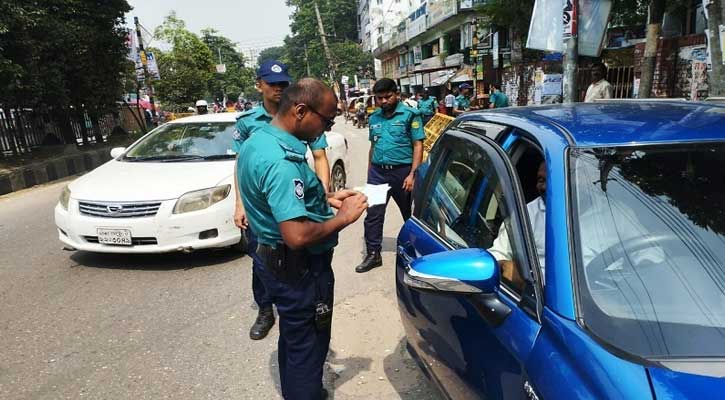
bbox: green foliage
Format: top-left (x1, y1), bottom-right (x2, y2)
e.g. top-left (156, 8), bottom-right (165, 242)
top-left (257, 46), bottom-right (286, 65)
top-left (153, 12), bottom-right (214, 112)
top-left (280, 0), bottom-right (373, 87)
top-left (201, 28), bottom-right (257, 103)
top-left (0, 0), bottom-right (131, 113)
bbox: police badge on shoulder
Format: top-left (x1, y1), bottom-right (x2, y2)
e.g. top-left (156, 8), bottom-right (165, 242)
top-left (293, 179), bottom-right (304, 199)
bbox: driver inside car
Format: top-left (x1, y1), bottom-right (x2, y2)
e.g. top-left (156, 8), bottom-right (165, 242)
top-left (488, 161), bottom-right (547, 288)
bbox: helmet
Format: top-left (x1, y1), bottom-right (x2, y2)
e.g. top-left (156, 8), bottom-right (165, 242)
top-left (195, 100), bottom-right (208, 107)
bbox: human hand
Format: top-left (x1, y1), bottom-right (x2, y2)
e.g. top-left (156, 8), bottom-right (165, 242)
top-left (338, 193), bottom-right (368, 224)
top-left (234, 204), bottom-right (248, 229)
top-left (402, 174), bottom-right (415, 192)
top-left (327, 189), bottom-right (359, 209)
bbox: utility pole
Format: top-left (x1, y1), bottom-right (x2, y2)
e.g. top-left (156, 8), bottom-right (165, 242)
top-left (134, 17), bottom-right (156, 124)
top-left (563, 0), bottom-right (579, 103)
top-left (313, 0), bottom-right (340, 95)
top-left (638, 0), bottom-right (665, 98)
top-left (706, 0), bottom-right (725, 96)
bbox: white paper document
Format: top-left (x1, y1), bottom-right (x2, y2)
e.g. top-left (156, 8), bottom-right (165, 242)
top-left (354, 184), bottom-right (390, 206)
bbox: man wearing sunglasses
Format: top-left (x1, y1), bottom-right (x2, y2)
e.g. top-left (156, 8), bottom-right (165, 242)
top-left (237, 78), bottom-right (368, 399)
top-left (356, 78), bottom-right (424, 273)
top-left (231, 60), bottom-right (331, 341)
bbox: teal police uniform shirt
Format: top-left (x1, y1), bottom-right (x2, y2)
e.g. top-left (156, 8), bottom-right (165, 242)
top-left (455, 95), bottom-right (471, 110)
top-left (490, 91), bottom-right (510, 108)
top-left (232, 106), bottom-right (328, 153)
top-left (368, 102), bottom-right (425, 165)
top-left (237, 123), bottom-right (336, 254)
top-left (417, 97), bottom-right (437, 116)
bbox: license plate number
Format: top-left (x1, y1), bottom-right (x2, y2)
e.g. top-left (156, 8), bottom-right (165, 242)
top-left (97, 228), bottom-right (132, 245)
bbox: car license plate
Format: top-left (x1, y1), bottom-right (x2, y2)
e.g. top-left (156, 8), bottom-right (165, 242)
top-left (97, 228), bottom-right (132, 246)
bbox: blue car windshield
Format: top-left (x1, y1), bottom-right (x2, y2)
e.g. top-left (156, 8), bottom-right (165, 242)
top-left (571, 143), bottom-right (725, 359)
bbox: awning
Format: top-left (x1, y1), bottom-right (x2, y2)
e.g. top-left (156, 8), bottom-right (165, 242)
top-left (450, 66), bottom-right (473, 83)
top-left (429, 70), bottom-right (456, 86)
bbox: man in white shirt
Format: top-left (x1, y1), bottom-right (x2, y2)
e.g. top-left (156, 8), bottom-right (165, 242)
top-left (444, 90), bottom-right (456, 115)
top-left (489, 161), bottom-right (546, 287)
top-left (402, 92), bottom-right (418, 108)
top-left (584, 63), bottom-right (613, 102)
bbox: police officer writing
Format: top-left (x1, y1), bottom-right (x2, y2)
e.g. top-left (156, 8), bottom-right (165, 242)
top-left (356, 78), bottom-right (425, 273)
top-left (238, 78), bottom-right (368, 400)
top-left (232, 60), bottom-right (331, 341)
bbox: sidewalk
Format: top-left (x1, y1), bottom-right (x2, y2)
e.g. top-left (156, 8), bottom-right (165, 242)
top-left (0, 135), bottom-right (138, 196)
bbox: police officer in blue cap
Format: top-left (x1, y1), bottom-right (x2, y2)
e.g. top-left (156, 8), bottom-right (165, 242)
top-left (232, 60), bottom-right (332, 341)
top-left (356, 78), bottom-right (424, 273)
top-left (238, 78), bottom-right (368, 399)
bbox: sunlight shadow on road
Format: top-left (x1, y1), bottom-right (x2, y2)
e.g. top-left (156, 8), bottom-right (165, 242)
top-left (69, 248), bottom-right (244, 271)
top-left (383, 337), bottom-right (441, 400)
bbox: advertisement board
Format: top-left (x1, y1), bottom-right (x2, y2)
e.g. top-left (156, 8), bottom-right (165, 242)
top-left (428, 0), bottom-right (457, 27)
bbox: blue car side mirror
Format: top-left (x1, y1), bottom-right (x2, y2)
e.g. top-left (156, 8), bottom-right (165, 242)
top-left (403, 248), bottom-right (500, 294)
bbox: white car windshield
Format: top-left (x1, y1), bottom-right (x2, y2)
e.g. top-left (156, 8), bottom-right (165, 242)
top-left (571, 143), bottom-right (725, 359)
top-left (123, 122), bottom-right (237, 161)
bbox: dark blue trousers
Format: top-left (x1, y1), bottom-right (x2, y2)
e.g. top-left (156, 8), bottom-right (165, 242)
top-left (363, 164), bottom-right (412, 253)
top-left (246, 229), bottom-right (273, 310)
top-left (255, 250), bottom-right (335, 400)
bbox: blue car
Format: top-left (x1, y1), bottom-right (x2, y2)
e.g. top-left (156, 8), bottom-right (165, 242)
top-left (396, 102), bottom-right (725, 399)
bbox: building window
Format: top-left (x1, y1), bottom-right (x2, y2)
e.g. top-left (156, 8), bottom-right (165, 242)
top-left (378, 26), bottom-right (384, 35)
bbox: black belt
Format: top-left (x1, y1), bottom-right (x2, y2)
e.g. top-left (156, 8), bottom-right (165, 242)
top-left (257, 243), bottom-right (332, 283)
top-left (372, 163), bottom-right (411, 170)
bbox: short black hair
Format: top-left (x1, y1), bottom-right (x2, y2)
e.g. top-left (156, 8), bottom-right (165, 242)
top-left (372, 78), bottom-right (398, 94)
top-left (490, 83), bottom-right (500, 90)
top-left (593, 62), bottom-right (607, 74)
top-left (278, 78), bottom-right (336, 114)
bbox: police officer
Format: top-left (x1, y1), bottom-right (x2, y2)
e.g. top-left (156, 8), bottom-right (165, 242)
top-left (356, 78), bottom-right (425, 273)
top-left (417, 89), bottom-right (438, 126)
top-left (453, 83), bottom-right (472, 115)
top-left (238, 78), bottom-right (368, 399)
top-left (232, 60), bottom-right (332, 341)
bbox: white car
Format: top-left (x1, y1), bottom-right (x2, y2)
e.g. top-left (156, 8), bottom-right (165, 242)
top-left (54, 112), bottom-right (350, 253)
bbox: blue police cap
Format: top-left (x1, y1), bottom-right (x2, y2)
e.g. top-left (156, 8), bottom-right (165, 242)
top-left (257, 60), bottom-right (292, 83)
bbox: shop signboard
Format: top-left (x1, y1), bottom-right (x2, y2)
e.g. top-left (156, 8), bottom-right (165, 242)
top-left (428, 0), bottom-right (457, 27)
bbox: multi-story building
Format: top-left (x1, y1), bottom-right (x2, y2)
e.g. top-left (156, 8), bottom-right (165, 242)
top-left (359, 0), bottom-right (414, 78)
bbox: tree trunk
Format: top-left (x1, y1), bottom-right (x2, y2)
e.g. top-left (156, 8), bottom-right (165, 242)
top-left (638, 0), bottom-right (665, 98)
top-left (706, 0), bottom-right (725, 96)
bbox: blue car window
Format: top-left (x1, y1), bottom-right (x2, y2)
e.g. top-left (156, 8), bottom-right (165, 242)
top-left (571, 143), bottom-right (725, 359)
top-left (419, 139), bottom-right (529, 293)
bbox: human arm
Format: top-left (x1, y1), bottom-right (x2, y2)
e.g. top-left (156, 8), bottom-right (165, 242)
top-left (403, 114), bottom-right (425, 192)
top-left (233, 155), bottom-right (248, 229)
top-left (279, 193), bottom-right (368, 249)
top-left (312, 149), bottom-right (330, 191)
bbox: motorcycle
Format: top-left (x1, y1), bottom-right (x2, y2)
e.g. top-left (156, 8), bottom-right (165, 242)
top-left (354, 110), bottom-right (367, 129)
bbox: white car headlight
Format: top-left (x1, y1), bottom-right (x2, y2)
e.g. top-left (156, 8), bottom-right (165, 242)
top-left (173, 185), bottom-right (231, 214)
top-left (59, 186), bottom-right (71, 210)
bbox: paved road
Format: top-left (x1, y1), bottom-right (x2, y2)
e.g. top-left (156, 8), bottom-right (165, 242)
top-left (0, 117), bottom-right (440, 400)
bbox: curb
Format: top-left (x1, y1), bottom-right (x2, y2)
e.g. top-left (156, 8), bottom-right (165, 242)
top-left (0, 148), bottom-right (114, 196)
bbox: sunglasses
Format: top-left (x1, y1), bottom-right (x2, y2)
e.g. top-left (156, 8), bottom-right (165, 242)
top-left (306, 105), bottom-right (336, 130)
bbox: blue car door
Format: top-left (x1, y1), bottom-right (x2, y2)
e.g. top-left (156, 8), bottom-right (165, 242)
top-left (396, 129), bottom-right (544, 399)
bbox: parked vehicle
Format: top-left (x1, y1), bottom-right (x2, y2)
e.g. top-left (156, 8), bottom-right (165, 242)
top-left (55, 112), bottom-right (350, 254)
top-left (396, 101), bottom-right (725, 399)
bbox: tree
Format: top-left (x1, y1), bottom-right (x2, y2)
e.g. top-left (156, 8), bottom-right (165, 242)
top-left (0, 0), bottom-right (131, 145)
top-left (153, 12), bottom-right (214, 112)
top-left (257, 46), bottom-right (286, 65)
top-left (281, 0), bottom-right (373, 88)
top-left (201, 28), bottom-right (257, 103)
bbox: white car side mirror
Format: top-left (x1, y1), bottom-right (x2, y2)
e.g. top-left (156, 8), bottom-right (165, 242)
top-left (110, 147), bottom-right (126, 158)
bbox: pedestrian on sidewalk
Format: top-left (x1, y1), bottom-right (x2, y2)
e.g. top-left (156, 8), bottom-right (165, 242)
top-left (417, 89), bottom-right (438, 126)
top-left (444, 89), bottom-right (456, 115)
top-left (232, 60), bottom-right (331, 342)
top-left (489, 83), bottom-right (510, 109)
top-left (401, 92), bottom-right (418, 108)
top-left (237, 78), bottom-right (368, 399)
top-left (585, 63), bottom-right (613, 102)
top-left (356, 78), bottom-right (425, 273)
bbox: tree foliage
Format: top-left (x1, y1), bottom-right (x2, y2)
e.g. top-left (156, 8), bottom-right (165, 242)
top-left (280, 0), bottom-right (374, 88)
top-left (257, 46), bottom-right (286, 65)
top-left (201, 28), bottom-right (257, 103)
top-left (0, 0), bottom-right (132, 142)
top-left (152, 12), bottom-right (214, 112)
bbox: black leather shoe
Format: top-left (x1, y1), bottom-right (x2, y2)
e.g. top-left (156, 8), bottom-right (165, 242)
top-left (249, 308), bottom-right (275, 340)
top-left (355, 252), bottom-right (382, 273)
top-left (320, 388), bottom-right (328, 399)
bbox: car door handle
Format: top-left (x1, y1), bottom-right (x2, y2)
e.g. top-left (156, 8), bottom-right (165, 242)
top-left (397, 245), bottom-right (414, 266)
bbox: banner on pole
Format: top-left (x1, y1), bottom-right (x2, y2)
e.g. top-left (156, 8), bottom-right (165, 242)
top-left (526, 0), bottom-right (565, 52)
